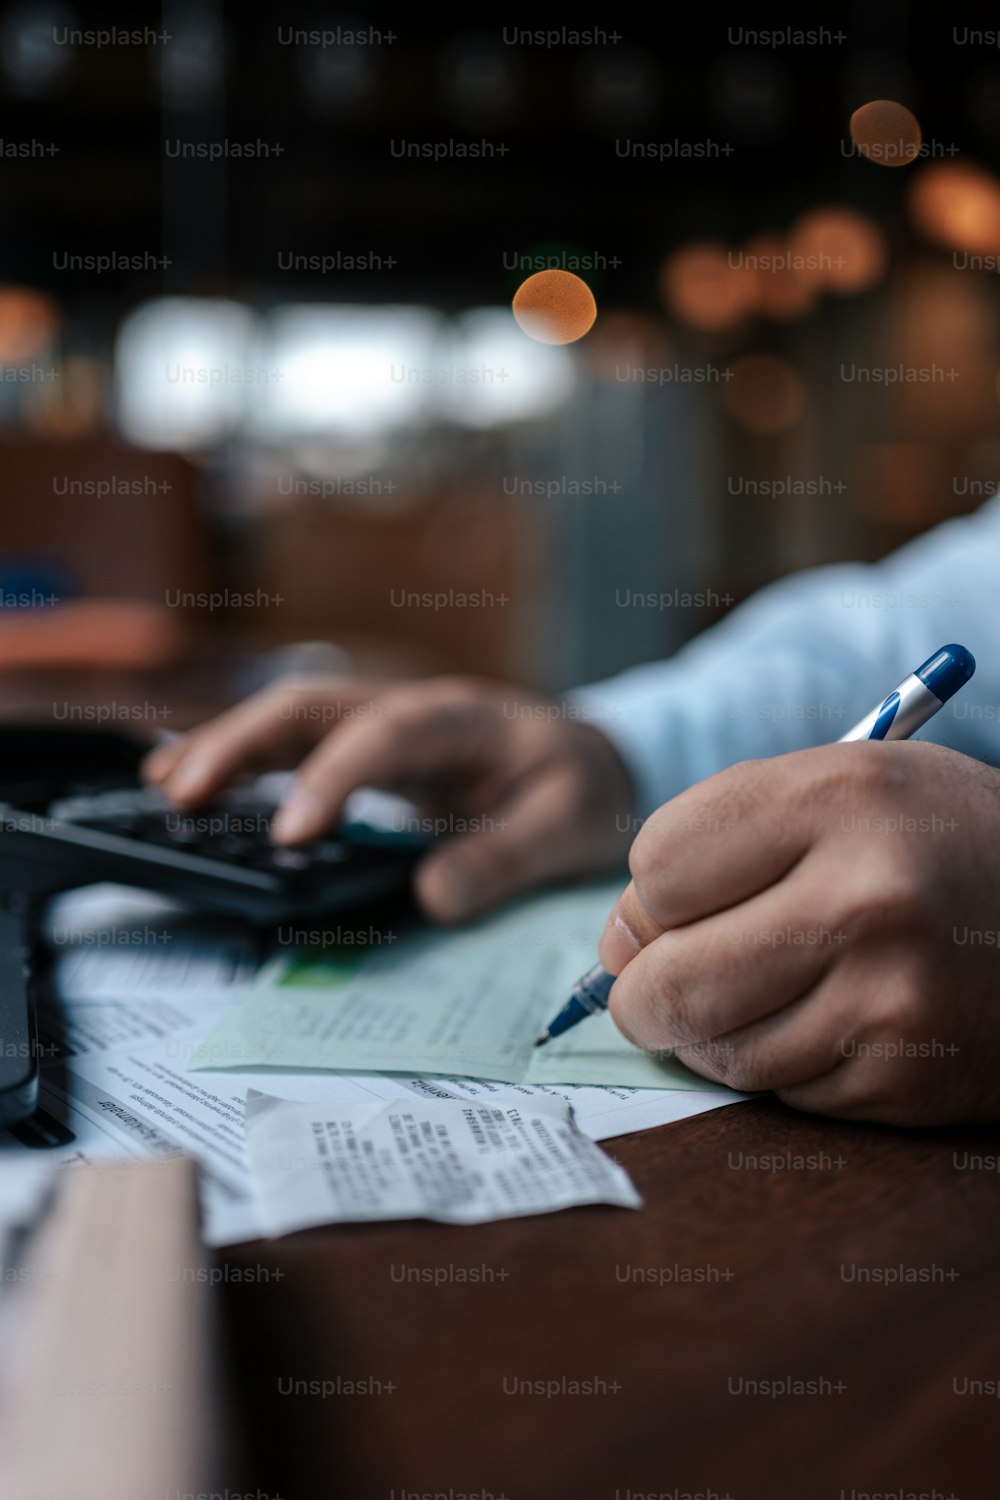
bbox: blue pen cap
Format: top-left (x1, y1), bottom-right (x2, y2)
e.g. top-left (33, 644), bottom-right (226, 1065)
top-left (915, 644), bottom-right (976, 703)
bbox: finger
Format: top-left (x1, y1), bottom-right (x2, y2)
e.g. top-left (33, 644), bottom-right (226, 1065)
top-left (641, 946), bottom-right (929, 1109)
top-left (597, 879), bottom-right (661, 974)
top-left (605, 868), bottom-right (840, 1053)
top-left (668, 976), bottom-right (853, 1095)
top-left (626, 747), bottom-right (847, 931)
top-left (152, 677), bottom-right (382, 805)
top-left (142, 737), bottom-right (187, 784)
top-left (414, 766), bottom-right (606, 923)
top-left (271, 694), bottom-right (495, 843)
top-left (772, 953), bottom-right (955, 1124)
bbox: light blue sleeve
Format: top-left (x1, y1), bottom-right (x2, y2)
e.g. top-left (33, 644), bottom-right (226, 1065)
top-left (571, 493), bottom-right (1000, 817)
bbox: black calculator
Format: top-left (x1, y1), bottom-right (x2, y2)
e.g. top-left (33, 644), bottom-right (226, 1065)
top-left (0, 726), bottom-right (423, 1126)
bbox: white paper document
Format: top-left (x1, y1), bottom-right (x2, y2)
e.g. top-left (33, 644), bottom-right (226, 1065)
top-left (0, 882), bottom-right (743, 1247)
top-left (45, 884), bottom-right (260, 1004)
top-left (14, 1039), bottom-right (735, 1245)
top-left (245, 1088), bottom-right (642, 1234)
top-left (189, 882), bottom-right (727, 1093)
top-left (11, 1048), bottom-right (381, 1245)
top-left (393, 1072), bottom-right (741, 1138)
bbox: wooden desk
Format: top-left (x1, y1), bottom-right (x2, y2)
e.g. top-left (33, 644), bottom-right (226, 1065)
top-left (221, 1097), bottom-right (1000, 1500)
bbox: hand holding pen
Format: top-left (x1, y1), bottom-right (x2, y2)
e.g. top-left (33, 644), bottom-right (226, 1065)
top-left (536, 648), bottom-right (983, 1116)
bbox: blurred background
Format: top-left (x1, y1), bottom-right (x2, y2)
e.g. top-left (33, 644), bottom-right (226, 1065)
top-left (1, 1), bottom-right (999, 730)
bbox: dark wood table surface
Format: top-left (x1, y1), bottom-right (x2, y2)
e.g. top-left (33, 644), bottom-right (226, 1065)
top-left (220, 1096), bottom-right (1000, 1500)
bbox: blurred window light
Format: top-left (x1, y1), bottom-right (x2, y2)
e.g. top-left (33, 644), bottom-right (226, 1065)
top-left (442, 31), bottom-right (517, 120)
top-left (159, 7), bottom-right (225, 109)
top-left (908, 161), bottom-right (1000, 256)
top-left (252, 305), bottom-right (446, 439)
top-left (711, 54), bottom-right (790, 145)
top-left (581, 308), bottom-right (672, 383)
top-left (844, 59), bottom-right (915, 119)
top-left (578, 50), bottom-right (659, 126)
top-left (298, 42), bottom-right (374, 117)
top-left (438, 308), bottom-right (576, 429)
top-left (0, 0), bottom-right (74, 95)
top-left (115, 297), bottom-right (258, 449)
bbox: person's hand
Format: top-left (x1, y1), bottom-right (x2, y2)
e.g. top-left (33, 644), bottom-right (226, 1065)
top-left (143, 674), bottom-right (635, 924)
top-left (597, 741), bottom-right (1000, 1126)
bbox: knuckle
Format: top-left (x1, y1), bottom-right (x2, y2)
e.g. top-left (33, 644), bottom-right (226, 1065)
top-left (628, 815), bottom-right (664, 889)
top-left (375, 684), bottom-right (444, 727)
top-left (384, 675), bottom-right (479, 717)
top-left (818, 741), bottom-right (915, 807)
top-left (255, 674), bottom-right (326, 716)
top-left (627, 806), bottom-right (685, 920)
top-left (833, 1055), bottom-right (892, 1117)
top-left (427, 673), bottom-right (485, 702)
top-left (709, 757), bottom-right (775, 818)
top-left (775, 743), bottom-right (900, 821)
top-left (468, 840), bottom-right (517, 891)
top-left (438, 837), bottom-right (516, 902)
top-left (833, 851), bottom-right (924, 938)
top-left (265, 672), bottom-right (326, 700)
top-left (675, 1034), bottom-right (747, 1086)
top-left (866, 958), bottom-right (932, 1036)
top-left (838, 742), bottom-right (900, 796)
top-left (715, 1043), bottom-right (766, 1091)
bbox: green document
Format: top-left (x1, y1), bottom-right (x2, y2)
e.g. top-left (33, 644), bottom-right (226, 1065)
top-left (189, 882), bottom-right (718, 1092)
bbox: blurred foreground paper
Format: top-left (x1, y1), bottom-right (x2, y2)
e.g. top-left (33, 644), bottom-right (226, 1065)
top-left (189, 882), bottom-right (728, 1091)
top-left (0, 1158), bottom-right (226, 1500)
top-left (245, 1087), bottom-right (641, 1234)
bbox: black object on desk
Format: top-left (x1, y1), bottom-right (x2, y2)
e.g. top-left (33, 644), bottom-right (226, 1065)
top-left (0, 726), bottom-right (420, 1126)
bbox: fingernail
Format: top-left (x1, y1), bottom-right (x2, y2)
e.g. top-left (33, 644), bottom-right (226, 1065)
top-left (613, 915), bottom-right (642, 955)
top-left (599, 912), bottom-right (644, 976)
top-left (272, 787), bottom-right (320, 844)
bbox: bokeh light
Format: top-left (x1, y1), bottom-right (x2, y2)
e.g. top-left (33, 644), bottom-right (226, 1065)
top-left (742, 233), bottom-right (815, 320)
top-left (850, 99), bottom-right (922, 168)
top-left (24, 355), bottom-right (104, 438)
top-left (722, 354), bottom-right (807, 435)
top-left (659, 242), bottom-right (758, 334)
top-left (789, 207), bottom-right (888, 295)
top-left (0, 286), bottom-right (59, 363)
top-left (512, 269), bottom-right (597, 345)
top-left (908, 161), bottom-right (1000, 255)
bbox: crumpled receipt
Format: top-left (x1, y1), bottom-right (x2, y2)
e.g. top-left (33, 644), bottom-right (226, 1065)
top-left (244, 1088), bottom-right (642, 1233)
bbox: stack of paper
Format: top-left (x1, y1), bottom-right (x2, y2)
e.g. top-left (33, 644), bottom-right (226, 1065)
top-left (0, 881), bottom-right (742, 1243)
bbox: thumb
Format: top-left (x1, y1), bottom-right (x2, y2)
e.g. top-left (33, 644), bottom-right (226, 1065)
top-left (597, 879), bottom-right (666, 975)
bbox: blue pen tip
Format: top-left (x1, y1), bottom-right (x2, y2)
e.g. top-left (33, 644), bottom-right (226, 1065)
top-left (915, 644), bottom-right (976, 703)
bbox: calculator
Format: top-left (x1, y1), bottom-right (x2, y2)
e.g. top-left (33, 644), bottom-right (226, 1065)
top-left (0, 725), bottom-right (424, 1126)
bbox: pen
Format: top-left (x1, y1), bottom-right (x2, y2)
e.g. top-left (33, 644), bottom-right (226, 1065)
top-left (534, 643), bottom-right (977, 1047)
